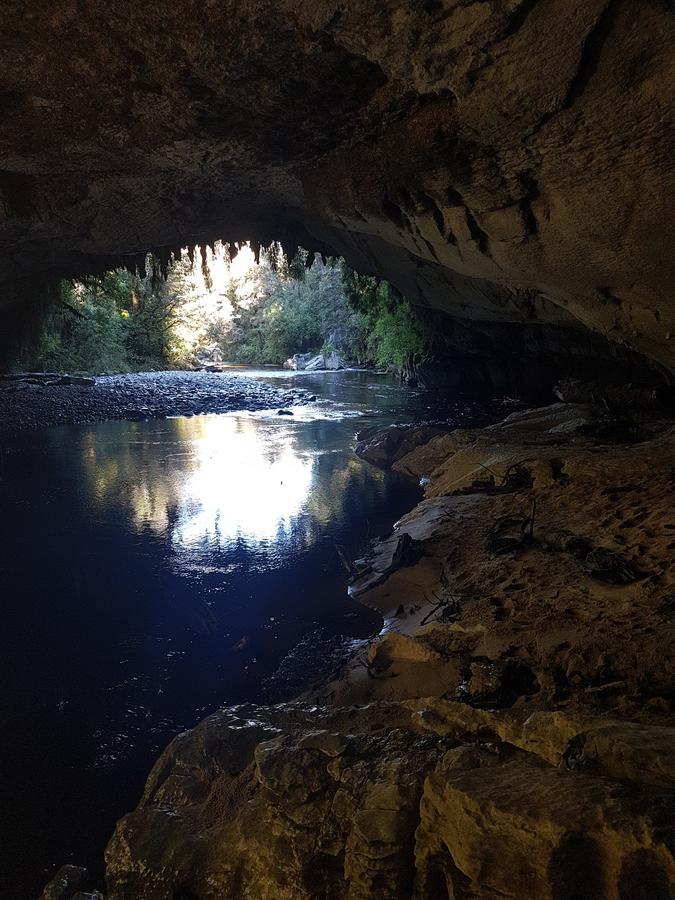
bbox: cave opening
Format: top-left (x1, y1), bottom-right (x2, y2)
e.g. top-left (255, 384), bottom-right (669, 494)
top-left (6, 240), bottom-right (429, 385)
top-left (1, 2), bottom-right (674, 898)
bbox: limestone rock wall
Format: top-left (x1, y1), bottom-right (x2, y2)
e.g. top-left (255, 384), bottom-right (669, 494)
top-left (102, 702), bottom-right (674, 899)
top-left (1, 1), bottom-right (673, 371)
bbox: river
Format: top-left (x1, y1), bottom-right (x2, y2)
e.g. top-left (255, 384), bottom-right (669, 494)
top-left (0, 369), bottom-right (504, 897)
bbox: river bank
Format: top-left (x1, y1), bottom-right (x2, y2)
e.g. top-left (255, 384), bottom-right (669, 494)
top-left (70, 401), bottom-right (675, 900)
top-left (0, 370), bottom-right (315, 432)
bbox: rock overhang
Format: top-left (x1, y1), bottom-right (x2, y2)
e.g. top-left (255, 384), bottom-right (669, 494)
top-left (1, 0), bottom-right (673, 373)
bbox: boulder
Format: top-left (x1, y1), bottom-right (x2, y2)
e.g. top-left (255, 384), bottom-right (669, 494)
top-left (283, 352), bottom-right (313, 371)
top-left (102, 701), bottom-right (675, 900)
top-left (325, 351), bottom-right (345, 370)
top-left (415, 745), bottom-right (674, 899)
top-left (40, 866), bottom-right (87, 900)
top-left (354, 423), bottom-right (450, 469)
top-left (304, 354), bottom-right (326, 371)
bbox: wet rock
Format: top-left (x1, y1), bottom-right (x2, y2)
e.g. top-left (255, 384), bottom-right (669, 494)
top-left (325, 351), bottom-right (345, 370)
top-left (0, 371), bottom-right (95, 387)
top-left (40, 865), bottom-right (87, 900)
top-left (283, 352), bottom-right (314, 371)
top-left (349, 531), bottom-right (423, 596)
top-left (354, 423), bottom-right (449, 469)
top-left (0, 371), bottom-right (309, 431)
top-left (261, 629), bottom-right (360, 703)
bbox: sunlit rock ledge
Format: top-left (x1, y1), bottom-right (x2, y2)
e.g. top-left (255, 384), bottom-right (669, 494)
top-left (43, 403), bottom-right (674, 899)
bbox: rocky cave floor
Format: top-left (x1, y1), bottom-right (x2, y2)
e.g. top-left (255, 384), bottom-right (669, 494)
top-left (0, 370), bottom-right (314, 431)
top-left (43, 402), bottom-right (674, 900)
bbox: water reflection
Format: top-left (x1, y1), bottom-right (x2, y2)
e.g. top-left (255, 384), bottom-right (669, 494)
top-left (1, 371), bottom-right (500, 896)
top-left (171, 416), bottom-right (314, 548)
top-left (80, 412), bottom-right (378, 572)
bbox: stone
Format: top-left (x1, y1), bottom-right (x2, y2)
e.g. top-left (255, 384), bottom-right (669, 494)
top-left (325, 351), bottom-right (345, 370)
top-left (283, 352), bottom-right (314, 371)
top-left (564, 722), bottom-right (675, 788)
top-left (368, 632), bottom-right (441, 667)
top-left (414, 747), bottom-right (675, 899)
top-left (354, 423), bottom-right (449, 469)
top-left (304, 354), bottom-right (326, 371)
top-left (40, 865), bottom-right (87, 900)
top-left (103, 702), bottom-right (450, 899)
top-left (349, 531), bottom-right (423, 596)
top-left (100, 700), bottom-right (675, 900)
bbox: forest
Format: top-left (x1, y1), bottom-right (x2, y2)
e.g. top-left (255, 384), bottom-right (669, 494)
top-left (16, 243), bottom-right (426, 374)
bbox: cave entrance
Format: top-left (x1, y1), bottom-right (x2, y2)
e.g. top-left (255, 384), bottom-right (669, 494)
top-left (10, 240), bottom-right (424, 380)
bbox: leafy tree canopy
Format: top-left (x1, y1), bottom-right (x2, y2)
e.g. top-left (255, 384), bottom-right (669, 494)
top-left (16, 243), bottom-right (427, 373)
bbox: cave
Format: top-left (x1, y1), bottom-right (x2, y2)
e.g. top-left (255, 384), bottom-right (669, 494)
top-left (1, 3), bottom-right (674, 899)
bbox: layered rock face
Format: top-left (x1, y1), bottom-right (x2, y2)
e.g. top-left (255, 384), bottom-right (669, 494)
top-left (102, 702), bottom-right (674, 899)
top-left (1, 1), bottom-right (674, 372)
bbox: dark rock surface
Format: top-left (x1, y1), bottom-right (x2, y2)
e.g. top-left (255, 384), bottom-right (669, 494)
top-left (98, 700), bottom-right (674, 900)
top-left (354, 422), bottom-right (452, 469)
top-left (0, 370), bottom-right (311, 431)
top-left (0, 1), bottom-right (673, 374)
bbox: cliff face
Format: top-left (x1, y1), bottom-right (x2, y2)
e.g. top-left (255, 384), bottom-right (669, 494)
top-left (1, 1), bottom-right (674, 372)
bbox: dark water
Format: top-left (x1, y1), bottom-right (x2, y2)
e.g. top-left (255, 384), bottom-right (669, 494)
top-left (0, 370), bottom-right (502, 897)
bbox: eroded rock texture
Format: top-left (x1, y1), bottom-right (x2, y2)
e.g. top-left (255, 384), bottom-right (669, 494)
top-left (1, 1), bottom-right (674, 372)
top-left (103, 703), bottom-right (674, 899)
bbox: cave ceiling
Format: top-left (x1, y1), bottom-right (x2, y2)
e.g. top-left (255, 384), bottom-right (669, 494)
top-left (0, 0), bottom-right (673, 370)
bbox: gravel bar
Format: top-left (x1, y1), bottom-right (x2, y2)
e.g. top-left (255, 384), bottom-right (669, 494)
top-left (0, 370), bottom-right (312, 432)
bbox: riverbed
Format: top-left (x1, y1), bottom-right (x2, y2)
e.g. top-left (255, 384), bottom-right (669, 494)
top-left (0, 369), bottom-right (504, 897)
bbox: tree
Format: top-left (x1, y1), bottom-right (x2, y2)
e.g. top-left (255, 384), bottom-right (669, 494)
top-left (15, 242), bottom-right (428, 373)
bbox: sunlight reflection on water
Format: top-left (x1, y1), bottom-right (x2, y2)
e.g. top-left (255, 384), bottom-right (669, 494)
top-left (86, 405), bottom-right (373, 565)
top-left (171, 415), bottom-right (314, 547)
top-left (3, 370), bottom-right (503, 897)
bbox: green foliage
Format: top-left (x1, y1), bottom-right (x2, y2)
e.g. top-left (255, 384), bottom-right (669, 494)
top-left (19, 267), bottom-right (181, 373)
top-left (221, 253), bottom-right (425, 369)
top-left (16, 243), bottom-right (428, 373)
top-left (222, 253), bottom-right (359, 365)
top-left (343, 271), bottom-right (425, 367)
top-left (368, 300), bottom-right (425, 367)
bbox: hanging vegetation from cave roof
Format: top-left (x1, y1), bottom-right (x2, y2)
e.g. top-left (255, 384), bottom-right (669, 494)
top-left (13, 243), bottom-right (427, 375)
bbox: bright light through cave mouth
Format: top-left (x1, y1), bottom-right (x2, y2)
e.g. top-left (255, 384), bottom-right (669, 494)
top-left (16, 238), bottom-right (426, 381)
top-left (1, 2), bottom-right (673, 895)
top-left (3, 236), bottom-right (675, 900)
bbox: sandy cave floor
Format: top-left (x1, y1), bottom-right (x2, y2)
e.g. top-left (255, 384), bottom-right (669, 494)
top-left (316, 403), bottom-right (674, 723)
